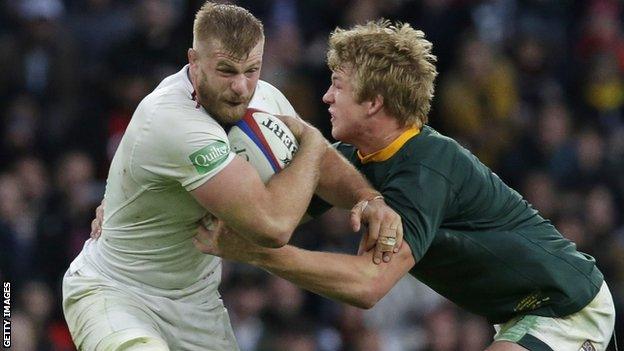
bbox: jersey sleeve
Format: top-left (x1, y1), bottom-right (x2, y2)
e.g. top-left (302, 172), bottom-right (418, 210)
top-left (383, 165), bottom-right (453, 261)
top-left (138, 106), bottom-right (236, 191)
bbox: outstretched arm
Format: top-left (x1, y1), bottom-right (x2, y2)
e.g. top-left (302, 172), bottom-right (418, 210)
top-left (193, 222), bottom-right (416, 308)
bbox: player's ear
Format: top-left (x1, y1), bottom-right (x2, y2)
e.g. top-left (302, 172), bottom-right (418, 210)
top-left (367, 94), bottom-right (384, 116)
top-left (188, 48), bottom-right (198, 66)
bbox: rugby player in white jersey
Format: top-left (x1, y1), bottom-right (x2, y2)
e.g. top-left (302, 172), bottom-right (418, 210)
top-left (62, 2), bottom-right (402, 350)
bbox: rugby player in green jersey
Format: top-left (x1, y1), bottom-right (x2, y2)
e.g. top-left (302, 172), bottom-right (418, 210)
top-left (193, 20), bottom-right (616, 350)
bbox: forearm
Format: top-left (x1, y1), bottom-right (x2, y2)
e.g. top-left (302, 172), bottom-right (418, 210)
top-left (261, 134), bottom-right (326, 238)
top-left (193, 222), bottom-right (415, 307)
top-left (248, 244), bottom-right (414, 309)
top-left (315, 148), bottom-right (380, 208)
top-left (252, 246), bottom-right (378, 308)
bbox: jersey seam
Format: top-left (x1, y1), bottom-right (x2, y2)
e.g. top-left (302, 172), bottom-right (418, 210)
top-left (181, 153), bottom-right (235, 191)
top-left (129, 98), bottom-right (168, 194)
top-left (453, 230), bottom-right (542, 289)
top-left (454, 229), bottom-right (601, 314)
top-left (514, 230), bottom-right (603, 290)
top-left (105, 98), bottom-right (161, 223)
top-left (410, 162), bottom-right (460, 201)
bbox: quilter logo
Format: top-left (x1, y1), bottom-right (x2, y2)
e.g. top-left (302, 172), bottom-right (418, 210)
top-left (189, 141), bottom-right (230, 175)
top-left (2, 282), bottom-right (9, 348)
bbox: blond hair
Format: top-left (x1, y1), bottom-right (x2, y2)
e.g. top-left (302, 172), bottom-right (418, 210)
top-left (193, 2), bottom-right (264, 57)
top-left (327, 20), bottom-right (438, 127)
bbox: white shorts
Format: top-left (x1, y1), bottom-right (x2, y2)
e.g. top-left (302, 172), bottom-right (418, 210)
top-left (62, 261), bottom-right (239, 351)
top-left (494, 281), bottom-right (615, 350)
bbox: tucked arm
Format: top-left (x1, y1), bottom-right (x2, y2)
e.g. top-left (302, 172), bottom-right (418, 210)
top-left (192, 126), bottom-right (326, 248)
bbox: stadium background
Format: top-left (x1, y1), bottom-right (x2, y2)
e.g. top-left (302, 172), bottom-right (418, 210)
top-left (0, 0), bottom-right (623, 349)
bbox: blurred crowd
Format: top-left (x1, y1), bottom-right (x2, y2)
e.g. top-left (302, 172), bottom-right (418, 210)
top-left (0, 0), bottom-right (623, 350)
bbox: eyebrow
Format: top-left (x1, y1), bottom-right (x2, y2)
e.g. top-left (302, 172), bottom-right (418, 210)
top-left (216, 61), bottom-right (235, 68)
top-left (216, 59), bottom-right (262, 70)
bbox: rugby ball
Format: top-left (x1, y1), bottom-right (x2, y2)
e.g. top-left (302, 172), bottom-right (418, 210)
top-left (228, 108), bottom-right (299, 182)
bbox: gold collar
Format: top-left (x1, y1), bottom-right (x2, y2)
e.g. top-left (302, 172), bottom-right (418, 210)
top-left (357, 127), bottom-right (420, 164)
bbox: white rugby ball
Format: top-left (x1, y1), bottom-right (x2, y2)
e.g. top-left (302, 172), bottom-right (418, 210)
top-left (228, 108), bottom-right (299, 182)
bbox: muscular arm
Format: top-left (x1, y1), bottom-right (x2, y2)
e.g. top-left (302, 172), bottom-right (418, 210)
top-left (194, 222), bottom-right (416, 309)
top-left (315, 147), bottom-right (380, 208)
top-left (192, 128), bottom-right (326, 248)
top-left (253, 243), bottom-right (414, 308)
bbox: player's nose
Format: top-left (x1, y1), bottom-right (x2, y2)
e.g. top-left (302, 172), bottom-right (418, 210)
top-left (230, 75), bottom-right (250, 97)
top-left (322, 87), bottom-right (334, 104)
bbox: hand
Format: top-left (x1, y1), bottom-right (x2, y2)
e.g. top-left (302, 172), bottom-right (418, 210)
top-left (192, 219), bottom-right (262, 263)
top-left (90, 200), bottom-right (105, 239)
top-left (275, 114), bottom-right (308, 140)
top-left (275, 114), bottom-right (325, 146)
top-left (351, 196), bottom-right (403, 265)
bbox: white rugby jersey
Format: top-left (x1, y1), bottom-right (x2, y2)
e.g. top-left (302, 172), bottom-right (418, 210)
top-left (75, 65), bottom-right (296, 298)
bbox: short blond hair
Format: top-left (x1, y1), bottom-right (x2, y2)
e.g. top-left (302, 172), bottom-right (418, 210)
top-left (327, 20), bottom-right (438, 127)
top-left (193, 2), bottom-right (264, 57)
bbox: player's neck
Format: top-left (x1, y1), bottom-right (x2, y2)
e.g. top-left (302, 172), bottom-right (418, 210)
top-left (356, 116), bottom-right (412, 156)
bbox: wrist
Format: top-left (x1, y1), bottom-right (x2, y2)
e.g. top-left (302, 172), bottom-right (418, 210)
top-left (352, 192), bottom-right (384, 215)
top-left (355, 189), bottom-right (384, 204)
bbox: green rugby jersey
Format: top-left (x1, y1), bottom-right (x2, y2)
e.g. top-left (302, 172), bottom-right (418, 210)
top-left (312, 126), bottom-right (603, 323)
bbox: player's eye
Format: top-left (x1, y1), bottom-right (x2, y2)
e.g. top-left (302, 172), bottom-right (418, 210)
top-left (217, 68), bottom-right (237, 76)
top-left (245, 67), bottom-right (259, 75)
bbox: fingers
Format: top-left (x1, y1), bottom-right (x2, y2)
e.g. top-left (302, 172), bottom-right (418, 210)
top-left (394, 221), bottom-right (404, 254)
top-left (357, 233), bottom-right (368, 256)
top-left (96, 203), bottom-right (104, 222)
top-left (193, 225), bottom-right (217, 254)
top-left (382, 251), bottom-right (392, 263)
top-left (378, 229), bottom-right (397, 263)
top-left (352, 196), bottom-right (403, 264)
top-left (90, 202), bottom-right (105, 239)
top-left (366, 214), bottom-right (383, 264)
top-left (192, 236), bottom-right (213, 252)
top-left (366, 218), bottom-right (381, 252)
top-left (372, 240), bottom-right (384, 265)
top-left (350, 200), bottom-right (367, 232)
top-left (90, 219), bottom-right (101, 239)
top-left (275, 114), bottom-right (305, 139)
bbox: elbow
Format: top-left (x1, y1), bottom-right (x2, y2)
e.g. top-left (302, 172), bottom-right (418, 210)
top-left (352, 284), bottom-right (383, 310)
top-left (253, 234), bottom-right (288, 248)
top-left (247, 222), bottom-right (293, 248)
top-left (353, 298), bottom-right (376, 310)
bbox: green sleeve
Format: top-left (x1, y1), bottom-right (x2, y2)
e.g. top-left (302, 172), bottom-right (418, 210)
top-left (383, 165), bottom-right (454, 261)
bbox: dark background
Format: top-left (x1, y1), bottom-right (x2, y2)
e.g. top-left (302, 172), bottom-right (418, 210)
top-left (0, 0), bottom-right (623, 350)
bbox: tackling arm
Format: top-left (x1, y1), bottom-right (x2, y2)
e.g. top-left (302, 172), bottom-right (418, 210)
top-left (253, 243), bottom-right (415, 308)
top-left (315, 147), bottom-right (381, 208)
top-left (193, 222), bottom-right (416, 308)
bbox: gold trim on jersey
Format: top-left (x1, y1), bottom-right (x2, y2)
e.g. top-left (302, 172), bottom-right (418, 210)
top-left (357, 127), bottom-right (420, 164)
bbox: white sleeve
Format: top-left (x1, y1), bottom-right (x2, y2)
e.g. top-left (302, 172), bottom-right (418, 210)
top-left (138, 105), bottom-right (235, 191)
